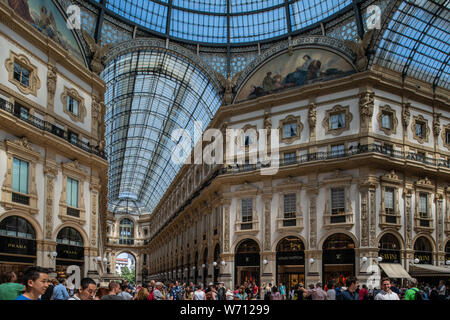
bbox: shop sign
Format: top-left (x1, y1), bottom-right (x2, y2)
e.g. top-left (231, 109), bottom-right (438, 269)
top-left (0, 236), bottom-right (36, 256)
top-left (414, 252), bottom-right (432, 264)
top-left (379, 250), bottom-right (401, 263)
top-left (56, 244), bottom-right (84, 260)
top-left (277, 252), bottom-right (305, 265)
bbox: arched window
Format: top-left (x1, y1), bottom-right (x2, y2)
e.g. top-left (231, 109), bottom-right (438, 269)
top-left (379, 233), bottom-right (400, 250)
top-left (57, 227), bottom-right (83, 247)
top-left (378, 233), bottom-right (401, 263)
top-left (236, 239), bottom-right (260, 254)
top-left (119, 218), bottom-right (134, 245)
top-left (414, 236), bottom-right (433, 264)
top-left (0, 216), bottom-right (35, 239)
top-left (414, 237), bottom-right (432, 252)
top-left (323, 233), bottom-right (355, 250)
top-left (277, 237), bottom-right (305, 252)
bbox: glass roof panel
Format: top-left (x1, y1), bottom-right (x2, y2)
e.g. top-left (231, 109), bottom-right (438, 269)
top-left (103, 49), bottom-right (221, 214)
top-left (373, 0), bottom-right (449, 89)
top-left (230, 0), bottom-right (284, 13)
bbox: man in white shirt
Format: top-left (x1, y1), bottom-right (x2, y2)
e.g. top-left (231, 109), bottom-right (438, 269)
top-left (375, 278), bottom-right (400, 300)
top-left (193, 285), bottom-right (205, 300)
top-left (438, 280), bottom-right (446, 301)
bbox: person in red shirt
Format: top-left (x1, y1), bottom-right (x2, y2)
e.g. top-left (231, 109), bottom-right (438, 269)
top-left (359, 284), bottom-right (369, 300)
top-left (252, 282), bottom-right (259, 299)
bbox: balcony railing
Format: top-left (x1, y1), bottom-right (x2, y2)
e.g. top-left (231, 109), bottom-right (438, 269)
top-left (220, 144), bottom-right (449, 174)
top-left (0, 97), bottom-right (106, 159)
top-left (12, 192), bottom-right (30, 205)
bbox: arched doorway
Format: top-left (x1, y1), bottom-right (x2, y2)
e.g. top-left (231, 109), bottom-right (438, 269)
top-left (378, 233), bottom-right (401, 263)
top-left (322, 233), bottom-right (355, 286)
top-left (414, 237), bottom-right (433, 265)
top-left (235, 239), bottom-right (260, 286)
top-left (116, 252), bottom-right (136, 284)
top-left (119, 218), bottom-right (134, 245)
top-left (202, 248), bottom-right (208, 287)
top-left (213, 244), bottom-right (220, 284)
top-left (276, 236), bottom-right (305, 289)
top-left (0, 216), bottom-right (37, 279)
top-left (56, 227), bottom-right (84, 279)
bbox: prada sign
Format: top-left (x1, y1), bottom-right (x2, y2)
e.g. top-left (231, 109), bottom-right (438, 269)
top-left (277, 252), bottom-right (305, 265)
top-left (379, 250), bottom-right (401, 263)
top-left (0, 236), bottom-right (36, 256)
top-left (56, 244), bottom-right (84, 261)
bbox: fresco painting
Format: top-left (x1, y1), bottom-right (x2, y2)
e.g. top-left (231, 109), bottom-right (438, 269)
top-left (7, 0), bottom-right (84, 63)
top-left (236, 48), bottom-right (355, 102)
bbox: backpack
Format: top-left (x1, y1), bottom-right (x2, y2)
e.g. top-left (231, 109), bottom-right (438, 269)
top-left (412, 288), bottom-right (425, 300)
top-left (264, 291), bottom-right (271, 300)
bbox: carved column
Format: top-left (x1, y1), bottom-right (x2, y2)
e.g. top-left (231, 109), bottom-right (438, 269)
top-left (263, 194), bottom-right (272, 252)
top-left (46, 63), bottom-right (57, 112)
top-left (435, 194), bottom-right (443, 252)
top-left (44, 165), bottom-right (58, 240)
top-left (90, 177), bottom-right (100, 247)
top-left (308, 103), bottom-right (316, 141)
top-left (307, 187), bottom-right (319, 249)
top-left (369, 187), bottom-right (377, 247)
top-left (359, 90), bottom-right (374, 135)
top-left (222, 199), bottom-right (231, 253)
top-left (403, 187), bottom-right (413, 249)
top-left (359, 186), bottom-right (369, 247)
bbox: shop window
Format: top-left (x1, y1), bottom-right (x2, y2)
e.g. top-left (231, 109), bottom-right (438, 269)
top-left (0, 216), bottom-right (35, 239)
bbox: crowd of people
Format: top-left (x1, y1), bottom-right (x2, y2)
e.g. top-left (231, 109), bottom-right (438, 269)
top-left (0, 266), bottom-right (448, 301)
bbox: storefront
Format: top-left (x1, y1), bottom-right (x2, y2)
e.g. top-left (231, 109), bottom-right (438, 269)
top-left (276, 237), bottom-right (305, 289)
top-left (55, 227), bottom-right (84, 279)
top-left (235, 239), bottom-right (260, 286)
top-left (413, 237), bottom-right (433, 265)
top-left (322, 233), bottom-right (355, 286)
top-left (0, 216), bottom-right (36, 279)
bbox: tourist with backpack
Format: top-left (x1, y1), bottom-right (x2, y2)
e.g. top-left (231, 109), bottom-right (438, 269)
top-left (405, 278), bottom-right (425, 300)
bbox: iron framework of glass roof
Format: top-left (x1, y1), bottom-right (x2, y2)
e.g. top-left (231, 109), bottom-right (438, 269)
top-left (102, 48), bottom-right (222, 214)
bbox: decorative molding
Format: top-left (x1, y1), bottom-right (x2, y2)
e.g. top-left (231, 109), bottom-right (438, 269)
top-left (61, 86), bottom-right (87, 123)
top-left (263, 195), bottom-right (272, 251)
top-left (46, 63), bottom-right (57, 112)
top-left (377, 104), bottom-right (399, 136)
top-left (322, 105), bottom-right (353, 136)
top-left (401, 102), bottom-right (411, 127)
top-left (433, 113), bottom-right (441, 136)
top-left (5, 51), bottom-right (41, 96)
top-left (411, 114), bottom-right (430, 144)
top-left (307, 187), bottom-right (318, 248)
top-left (360, 188), bottom-right (369, 246)
top-left (44, 165), bottom-right (58, 240)
top-left (279, 114), bottom-right (303, 144)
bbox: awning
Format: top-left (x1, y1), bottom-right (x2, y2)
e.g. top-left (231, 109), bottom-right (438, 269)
top-left (379, 263), bottom-right (412, 279)
top-left (408, 264), bottom-right (450, 276)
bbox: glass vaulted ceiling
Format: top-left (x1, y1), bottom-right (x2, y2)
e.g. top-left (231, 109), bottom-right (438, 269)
top-left (102, 50), bottom-right (221, 214)
top-left (102, 0), bottom-right (352, 44)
